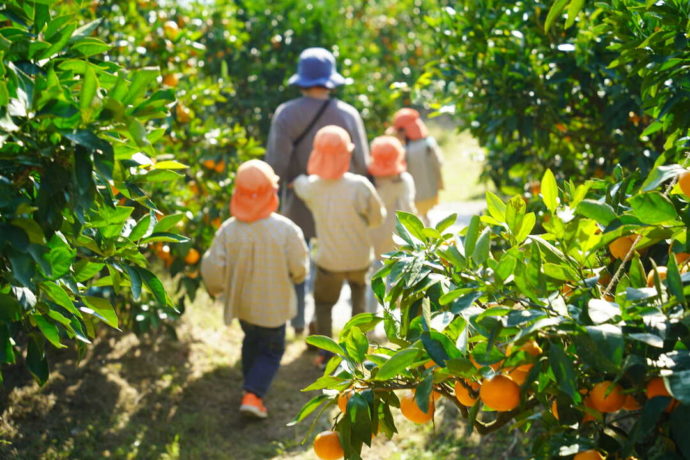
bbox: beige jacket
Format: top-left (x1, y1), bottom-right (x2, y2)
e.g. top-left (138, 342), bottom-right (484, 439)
top-left (370, 172), bottom-right (417, 257)
top-left (200, 214), bottom-right (309, 328)
top-left (293, 172), bottom-right (386, 272)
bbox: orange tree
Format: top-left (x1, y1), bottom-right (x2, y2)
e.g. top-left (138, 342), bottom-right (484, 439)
top-left (424, 0), bottom-right (689, 193)
top-left (0, 0), bottom-right (188, 382)
top-left (294, 167), bottom-right (690, 459)
top-left (293, 0), bottom-right (690, 457)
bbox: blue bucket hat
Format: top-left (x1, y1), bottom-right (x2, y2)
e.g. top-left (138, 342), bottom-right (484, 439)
top-left (288, 47), bottom-right (349, 89)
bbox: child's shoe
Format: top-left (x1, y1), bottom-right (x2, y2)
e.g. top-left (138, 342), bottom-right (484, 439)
top-left (239, 391), bottom-right (268, 419)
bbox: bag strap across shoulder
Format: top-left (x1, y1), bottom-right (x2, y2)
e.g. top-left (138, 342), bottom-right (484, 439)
top-left (293, 98), bottom-right (331, 147)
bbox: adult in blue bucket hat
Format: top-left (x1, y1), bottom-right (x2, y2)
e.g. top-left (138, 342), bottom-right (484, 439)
top-left (265, 47), bottom-right (370, 336)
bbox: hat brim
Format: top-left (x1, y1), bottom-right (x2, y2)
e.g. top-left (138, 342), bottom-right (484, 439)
top-left (288, 71), bottom-right (350, 89)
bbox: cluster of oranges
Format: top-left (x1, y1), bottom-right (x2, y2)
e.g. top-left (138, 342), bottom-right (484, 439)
top-left (314, 337), bottom-right (679, 460)
top-left (202, 158), bottom-right (226, 173)
top-left (152, 243), bottom-right (201, 268)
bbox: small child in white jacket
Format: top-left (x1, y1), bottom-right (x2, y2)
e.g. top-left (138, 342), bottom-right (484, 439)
top-left (367, 135), bottom-right (416, 313)
top-left (292, 125), bottom-right (385, 367)
top-left (201, 159), bottom-right (309, 419)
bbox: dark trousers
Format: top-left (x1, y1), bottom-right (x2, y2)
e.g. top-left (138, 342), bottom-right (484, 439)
top-left (313, 265), bottom-right (368, 339)
top-left (239, 320), bottom-right (286, 398)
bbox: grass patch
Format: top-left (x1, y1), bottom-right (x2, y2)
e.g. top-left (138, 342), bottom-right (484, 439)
top-left (427, 121), bottom-right (491, 203)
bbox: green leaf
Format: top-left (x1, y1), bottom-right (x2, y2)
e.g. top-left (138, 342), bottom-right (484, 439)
top-left (305, 335), bottom-right (346, 356)
top-left (122, 67), bottom-right (159, 106)
top-left (515, 212), bottom-right (535, 243)
top-left (134, 267), bottom-right (169, 307)
top-left (415, 373), bottom-right (434, 413)
top-left (588, 299), bottom-right (620, 324)
top-left (629, 192), bottom-right (678, 224)
top-left (586, 324), bottom-right (624, 368)
top-left (41, 281), bottom-right (81, 317)
top-left (397, 211), bottom-right (426, 242)
top-left (671, 402), bottom-right (690, 457)
top-left (542, 263), bottom-right (579, 282)
top-left (545, 0), bottom-right (569, 32)
top-left (505, 196), bottom-right (526, 237)
top-left (33, 315), bottom-right (66, 349)
top-left (124, 265), bottom-right (142, 301)
top-left (541, 169), bottom-right (558, 212)
top-left (421, 330), bottom-right (461, 366)
top-left (82, 296), bottom-right (118, 328)
top-left (0, 294), bottom-right (21, 322)
top-left (286, 394), bottom-right (330, 426)
top-left (26, 337), bottom-right (48, 384)
top-left (549, 342), bottom-right (578, 401)
top-left (667, 370), bottom-right (690, 405)
top-left (153, 214), bottom-right (185, 233)
top-left (341, 313), bottom-right (382, 334)
top-left (374, 348), bottom-right (420, 380)
top-left (565, 0), bottom-right (585, 29)
top-left (485, 192), bottom-right (506, 222)
top-left (472, 227), bottom-right (491, 265)
top-left (666, 254), bottom-right (685, 302)
top-left (153, 160), bottom-right (188, 170)
top-left (576, 200), bottom-right (617, 226)
top-left (302, 375), bottom-right (347, 392)
top-left (74, 261), bottom-right (104, 283)
top-left (464, 215), bottom-right (480, 256)
top-left (140, 232), bottom-right (189, 244)
top-left (71, 37), bottom-right (111, 57)
top-left (128, 214), bottom-right (153, 241)
top-left (435, 213), bottom-right (457, 233)
top-left (344, 327), bottom-right (368, 363)
top-left (79, 64), bottom-right (97, 112)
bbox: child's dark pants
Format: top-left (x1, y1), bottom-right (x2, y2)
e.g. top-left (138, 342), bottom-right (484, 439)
top-left (239, 320), bottom-right (286, 398)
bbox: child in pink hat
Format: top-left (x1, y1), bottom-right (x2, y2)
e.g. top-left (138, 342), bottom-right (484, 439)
top-left (390, 108), bottom-right (444, 225)
top-left (366, 136), bottom-right (416, 313)
top-left (201, 159), bottom-right (309, 419)
top-left (293, 125), bottom-right (386, 367)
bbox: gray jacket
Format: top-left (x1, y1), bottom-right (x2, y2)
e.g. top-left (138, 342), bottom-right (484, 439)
top-left (265, 96), bottom-right (370, 240)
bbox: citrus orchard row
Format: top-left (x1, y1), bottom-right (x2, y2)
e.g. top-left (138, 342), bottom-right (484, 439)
top-left (294, 164), bottom-right (690, 460)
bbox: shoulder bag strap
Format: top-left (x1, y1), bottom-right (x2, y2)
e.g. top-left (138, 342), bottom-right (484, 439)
top-left (292, 98), bottom-right (331, 148)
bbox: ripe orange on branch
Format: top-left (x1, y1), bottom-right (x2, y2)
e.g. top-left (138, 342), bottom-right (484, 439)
top-left (313, 430), bottom-right (344, 460)
top-left (454, 379), bottom-right (480, 406)
top-left (400, 390), bottom-right (434, 424)
top-left (479, 375), bottom-right (520, 411)
top-left (184, 248), bottom-right (200, 265)
top-left (574, 450), bottom-right (605, 460)
top-left (609, 235), bottom-right (636, 260)
top-left (163, 73), bottom-right (179, 87)
top-left (337, 390), bottom-right (352, 413)
top-left (678, 170), bottom-right (690, 198)
top-left (589, 381), bottom-right (625, 413)
top-left (646, 377), bottom-right (678, 412)
top-left (646, 266), bottom-right (667, 287)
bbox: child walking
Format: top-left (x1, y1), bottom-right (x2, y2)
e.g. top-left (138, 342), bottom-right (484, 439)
top-left (389, 108), bottom-right (444, 225)
top-left (201, 159), bottom-right (309, 419)
top-left (367, 135), bottom-right (417, 313)
top-left (292, 125), bottom-right (385, 366)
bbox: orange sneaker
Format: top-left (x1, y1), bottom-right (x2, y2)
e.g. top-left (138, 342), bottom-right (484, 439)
top-left (239, 392), bottom-right (268, 419)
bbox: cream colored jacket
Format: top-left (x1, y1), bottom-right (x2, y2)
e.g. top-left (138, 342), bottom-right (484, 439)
top-left (200, 214), bottom-right (309, 328)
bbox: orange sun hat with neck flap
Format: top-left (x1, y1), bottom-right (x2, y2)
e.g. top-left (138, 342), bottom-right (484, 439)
top-left (230, 159), bottom-right (279, 223)
top-left (369, 135), bottom-right (407, 177)
top-left (307, 125), bottom-right (354, 180)
top-left (392, 108), bottom-right (428, 141)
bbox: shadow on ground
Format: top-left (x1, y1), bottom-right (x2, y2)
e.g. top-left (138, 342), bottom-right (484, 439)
top-left (0, 320), bottom-right (323, 460)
